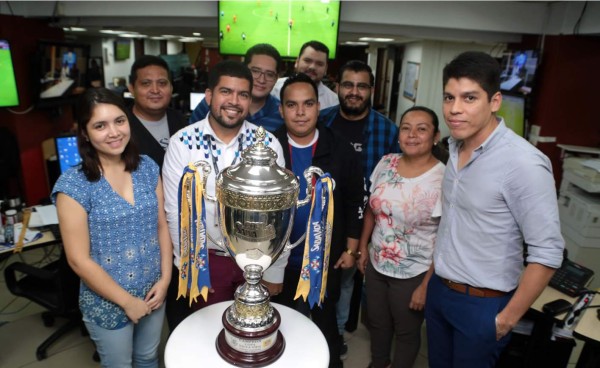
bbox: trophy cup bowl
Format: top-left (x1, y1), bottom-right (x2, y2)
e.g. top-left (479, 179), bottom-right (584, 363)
top-left (211, 128), bottom-right (322, 367)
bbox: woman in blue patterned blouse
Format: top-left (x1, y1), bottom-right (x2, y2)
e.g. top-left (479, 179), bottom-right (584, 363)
top-left (52, 88), bottom-right (172, 368)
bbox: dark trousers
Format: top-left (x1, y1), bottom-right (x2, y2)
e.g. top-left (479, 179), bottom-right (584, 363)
top-left (425, 274), bottom-right (513, 368)
top-left (165, 253), bottom-right (244, 333)
top-left (365, 264), bottom-right (425, 368)
top-left (271, 268), bottom-right (343, 368)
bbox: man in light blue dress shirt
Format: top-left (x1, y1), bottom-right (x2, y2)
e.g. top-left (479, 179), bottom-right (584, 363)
top-left (425, 51), bottom-right (564, 367)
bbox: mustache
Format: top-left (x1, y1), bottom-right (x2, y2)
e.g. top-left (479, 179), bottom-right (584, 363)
top-left (222, 103), bottom-right (242, 111)
top-left (344, 94), bottom-right (363, 101)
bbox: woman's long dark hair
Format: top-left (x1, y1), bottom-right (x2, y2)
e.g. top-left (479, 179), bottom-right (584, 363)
top-left (76, 88), bottom-right (139, 181)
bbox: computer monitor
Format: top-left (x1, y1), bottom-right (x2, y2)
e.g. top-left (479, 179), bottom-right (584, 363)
top-left (498, 93), bottom-right (526, 137)
top-left (55, 135), bottom-right (82, 174)
top-left (190, 92), bottom-right (205, 111)
top-left (0, 39), bottom-right (20, 108)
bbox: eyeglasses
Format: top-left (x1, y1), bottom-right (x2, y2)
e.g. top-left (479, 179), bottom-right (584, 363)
top-left (340, 81), bottom-right (372, 92)
top-left (249, 67), bottom-right (278, 82)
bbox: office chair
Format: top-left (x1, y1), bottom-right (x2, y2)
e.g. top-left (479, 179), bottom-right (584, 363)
top-left (4, 251), bottom-right (82, 360)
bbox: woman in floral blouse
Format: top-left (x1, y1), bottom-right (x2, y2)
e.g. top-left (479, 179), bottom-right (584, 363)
top-left (53, 88), bottom-right (172, 367)
top-left (357, 106), bottom-right (445, 368)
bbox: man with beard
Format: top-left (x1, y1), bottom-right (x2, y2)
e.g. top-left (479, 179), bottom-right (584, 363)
top-left (271, 40), bottom-right (338, 110)
top-left (161, 60), bottom-right (286, 332)
top-left (127, 55), bottom-right (186, 168)
top-left (320, 60), bottom-right (400, 360)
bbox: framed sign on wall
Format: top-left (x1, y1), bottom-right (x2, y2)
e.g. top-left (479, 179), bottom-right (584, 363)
top-left (403, 61), bottom-right (420, 101)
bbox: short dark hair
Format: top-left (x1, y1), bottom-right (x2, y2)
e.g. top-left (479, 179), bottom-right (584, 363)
top-left (400, 106), bottom-right (440, 134)
top-left (338, 60), bottom-right (374, 86)
top-left (280, 73), bottom-right (318, 102)
top-left (129, 55), bottom-right (170, 85)
top-left (207, 60), bottom-right (253, 91)
top-left (76, 88), bottom-right (140, 182)
top-left (298, 40), bottom-right (329, 60)
top-left (443, 51), bottom-right (501, 101)
top-left (245, 43), bottom-right (282, 71)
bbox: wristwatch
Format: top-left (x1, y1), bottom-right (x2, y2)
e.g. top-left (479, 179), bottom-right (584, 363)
top-left (345, 248), bottom-right (361, 259)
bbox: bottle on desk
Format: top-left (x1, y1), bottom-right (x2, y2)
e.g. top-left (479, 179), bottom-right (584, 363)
top-left (4, 209), bottom-right (17, 245)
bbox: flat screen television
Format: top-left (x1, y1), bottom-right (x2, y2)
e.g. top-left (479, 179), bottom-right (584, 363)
top-left (500, 49), bottom-right (539, 95)
top-left (55, 135), bottom-right (82, 174)
top-left (218, 0), bottom-right (341, 59)
top-left (36, 41), bottom-right (90, 107)
top-left (498, 93), bottom-right (526, 137)
top-left (0, 39), bottom-right (20, 108)
top-left (114, 39), bottom-right (132, 61)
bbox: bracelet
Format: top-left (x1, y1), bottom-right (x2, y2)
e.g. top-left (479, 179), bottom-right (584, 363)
top-left (345, 248), bottom-right (361, 259)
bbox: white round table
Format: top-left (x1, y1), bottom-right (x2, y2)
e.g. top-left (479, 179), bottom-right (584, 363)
top-left (165, 301), bottom-right (329, 367)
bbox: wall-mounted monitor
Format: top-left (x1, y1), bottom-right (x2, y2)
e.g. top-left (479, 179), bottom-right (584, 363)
top-left (55, 135), bottom-right (82, 174)
top-left (500, 50), bottom-right (539, 95)
top-left (114, 39), bottom-right (131, 61)
top-left (36, 41), bottom-right (90, 107)
top-left (218, 0), bottom-right (341, 59)
top-left (0, 39), bottom-right (20, 108)
top-left (498, 93), bottom-right (526, 137)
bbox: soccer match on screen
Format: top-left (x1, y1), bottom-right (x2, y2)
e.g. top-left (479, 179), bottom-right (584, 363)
top-left (218, 0), bottom-right (341, 59)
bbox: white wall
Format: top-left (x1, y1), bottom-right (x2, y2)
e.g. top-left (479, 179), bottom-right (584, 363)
top-left (101, 39), bottom-right (136, 87)
top-left (394, 41), bottom-right (501, 138)
top-left (396, 44), bottom-right (423, 125)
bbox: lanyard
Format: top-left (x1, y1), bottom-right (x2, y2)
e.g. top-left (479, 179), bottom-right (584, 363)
top-left (205, 134), bottom-right (244, 174)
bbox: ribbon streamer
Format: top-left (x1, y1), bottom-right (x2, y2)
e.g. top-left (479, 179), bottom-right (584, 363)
top-left (177, 163), bottom-right (211, 305)
top-left (295, 174), bottom-right (334, 308)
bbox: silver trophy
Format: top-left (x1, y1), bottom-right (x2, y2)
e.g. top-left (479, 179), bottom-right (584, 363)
top-left (193, 127), bottom-right (325, 366)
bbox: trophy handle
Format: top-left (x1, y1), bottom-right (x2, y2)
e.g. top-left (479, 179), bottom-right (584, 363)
top-left (297, 166), bottom-right (323, 207)
top-left (192, 160), bottom-right (217, 202)
top-left (191, 160), bottom-right (226, 249)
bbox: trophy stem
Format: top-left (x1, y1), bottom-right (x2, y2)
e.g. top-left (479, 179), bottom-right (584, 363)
top-left (216, 264), bottom-right (286, 366)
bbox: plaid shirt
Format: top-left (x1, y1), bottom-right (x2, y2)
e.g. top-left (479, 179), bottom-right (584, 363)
top-left (320, 106), bottom-right (400, 185)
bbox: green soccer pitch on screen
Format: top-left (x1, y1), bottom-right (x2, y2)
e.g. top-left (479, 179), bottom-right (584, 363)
top-left (0, 39), bottom-right (20, 108)
top-left (218, 0), bottom-right (340, 59)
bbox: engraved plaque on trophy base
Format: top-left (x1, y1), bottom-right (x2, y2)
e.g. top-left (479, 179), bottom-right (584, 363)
top-left (216, 307), bottom-right (285, 367)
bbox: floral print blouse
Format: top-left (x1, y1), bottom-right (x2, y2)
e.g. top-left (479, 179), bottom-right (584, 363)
top-left (368, 153), bottom-right (445, 279)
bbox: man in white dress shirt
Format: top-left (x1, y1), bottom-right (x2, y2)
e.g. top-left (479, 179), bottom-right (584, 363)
top-left (162, 60), bottom-right (286, 332)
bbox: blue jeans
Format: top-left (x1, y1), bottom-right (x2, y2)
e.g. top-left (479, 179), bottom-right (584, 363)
top-left (336, 266), bottom-right (356, 335)
top-left (425, 274), bottom-right (513, 368)
top-left (84, 303), bottom-right (166, 368)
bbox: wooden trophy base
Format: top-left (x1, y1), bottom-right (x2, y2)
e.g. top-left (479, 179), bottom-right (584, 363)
top-left (216, 307), bottom-right (285, 367)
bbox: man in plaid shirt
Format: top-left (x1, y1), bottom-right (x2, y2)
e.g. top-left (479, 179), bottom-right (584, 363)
top-left (318, 60), bottom-right (400, 361)
top-left (319, 61), bottom-right (400, 186)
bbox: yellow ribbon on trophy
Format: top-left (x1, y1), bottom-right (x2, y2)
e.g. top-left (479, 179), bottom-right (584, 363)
top-left (294, 174), bottom-right (334, 308)
top-left (178, 163), bottom-right (211, 305)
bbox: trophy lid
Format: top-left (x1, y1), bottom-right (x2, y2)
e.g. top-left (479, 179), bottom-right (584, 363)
top-left (217, 127), bottom-right (299, 211)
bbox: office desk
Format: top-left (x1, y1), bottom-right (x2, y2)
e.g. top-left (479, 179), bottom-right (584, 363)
top-left (0, 230), bottom-right (60, 260)
top-left (165, 301), bottom-right (329, 368)
top-left (572, 294), bottom-right (600, 368)
top-left (529, 287), bottom-right (600, 367)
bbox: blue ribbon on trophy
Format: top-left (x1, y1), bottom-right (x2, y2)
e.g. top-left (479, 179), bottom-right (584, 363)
top-left (178, 163), bottom-right (211, 304)
top-left (295, 173), bottom-right (334, 308)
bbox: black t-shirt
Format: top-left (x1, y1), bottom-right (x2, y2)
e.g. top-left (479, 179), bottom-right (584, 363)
top-left (329, 114), bottom-right (367, 153)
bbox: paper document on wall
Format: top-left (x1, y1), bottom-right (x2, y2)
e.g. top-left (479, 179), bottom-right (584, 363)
top-left (28, 205), bottom-right (59, 227)
top-left (581, 160), bottom-right (600, 173)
